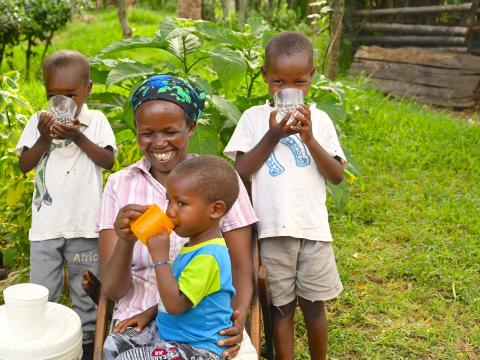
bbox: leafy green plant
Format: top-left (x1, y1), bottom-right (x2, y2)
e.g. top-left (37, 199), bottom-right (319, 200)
top-left (89, 17), bottom-right (359, 210)
top-left (0, 0), bottom-right (24, 69)
top-left (20, 0), bottom-right (90, 78)
top-left (0, 71), bottom-right (34, 267)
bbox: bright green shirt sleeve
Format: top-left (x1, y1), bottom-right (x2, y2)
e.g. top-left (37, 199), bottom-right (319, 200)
top-left (178, 254), bottom-right (221, 307)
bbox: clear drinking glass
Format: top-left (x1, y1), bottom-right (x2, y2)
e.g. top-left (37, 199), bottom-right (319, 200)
top-left (48, 95), bottom-right (77, 125)
top-left (273, 88), bottom-right (304, 124)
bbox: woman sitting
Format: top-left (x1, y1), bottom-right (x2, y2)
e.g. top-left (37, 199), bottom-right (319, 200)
top-left (97, 74), bottom-right (258, 359)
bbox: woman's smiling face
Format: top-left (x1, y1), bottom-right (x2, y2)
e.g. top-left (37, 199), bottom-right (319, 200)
top-left (135, 100), bottom-right (195, 183)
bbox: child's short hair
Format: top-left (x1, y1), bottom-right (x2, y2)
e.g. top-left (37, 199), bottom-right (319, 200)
top-left (265, 32), bottom-right (313, 69)
top-left (171, 155), bottom-right (239, 212)
top-left (43, 50), bottom-right (90, 84)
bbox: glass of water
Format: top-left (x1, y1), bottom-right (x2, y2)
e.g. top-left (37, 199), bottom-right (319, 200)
top-left (273, 88), bottom-right (304, 124)
top-left (48, 95), bottom-right (77, 125)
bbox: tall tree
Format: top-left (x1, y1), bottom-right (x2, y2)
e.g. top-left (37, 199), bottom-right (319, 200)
top-left (177, 0), bottom-right (202, 19)
top-left (222, 0), bottom-right (235, 21)
top-left (325, 0), bottom-right (343, 80)
top-left (117, 0), bottom-right (132, 38)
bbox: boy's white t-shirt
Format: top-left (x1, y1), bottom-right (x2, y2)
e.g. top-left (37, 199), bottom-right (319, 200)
top-left (224, 103), bottom-right (345, 241)
top-left (16, 104), bottom-right (117, 241)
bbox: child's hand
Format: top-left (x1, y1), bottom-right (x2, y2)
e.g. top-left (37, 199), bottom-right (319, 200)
top-left (290, 105), bottom-right (313, 144)
top-left (113, 313), bottom-right (152, 334)
top-left (268, 109), bottom-right (297, 139)
top-left (37, 112), bottom-right (56, 141)
top-left (146, 230), bottom-right (170, 260)
top-left (50, 118), bottom-right (81, 140)
top-left (114, 204), bottom-right (150, 242)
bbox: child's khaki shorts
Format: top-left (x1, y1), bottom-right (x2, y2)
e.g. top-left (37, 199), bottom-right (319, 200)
top-left (260, 237), bottom-right (343, 307)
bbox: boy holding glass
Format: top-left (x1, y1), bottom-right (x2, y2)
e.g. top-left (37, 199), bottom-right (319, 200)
top-left (16, 49), bottom-right (116, 359)
top-left (224, 32), bottom-right (345, 359)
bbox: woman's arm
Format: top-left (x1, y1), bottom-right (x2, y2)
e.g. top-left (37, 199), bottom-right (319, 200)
top-left (99, 204), bottom-right (148, 300)
top-left (218, 225), bottom-right (254, 357)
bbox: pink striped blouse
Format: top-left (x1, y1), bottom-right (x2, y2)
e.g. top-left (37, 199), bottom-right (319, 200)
top-left (96, 158), bottom-right (257, 321)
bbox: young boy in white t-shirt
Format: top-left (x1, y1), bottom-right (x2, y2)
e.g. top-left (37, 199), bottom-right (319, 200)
top-left (224, 32), bottom-right (345, 359)
top-left (16, 50), bottom-right (117, 359)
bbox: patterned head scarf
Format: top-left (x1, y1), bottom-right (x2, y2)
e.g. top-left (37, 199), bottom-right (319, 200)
top-left (131, 74), bottom-right (206, 122)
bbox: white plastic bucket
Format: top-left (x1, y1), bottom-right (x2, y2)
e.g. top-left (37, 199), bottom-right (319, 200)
top-left (3, 283), bottom-right (49, 340)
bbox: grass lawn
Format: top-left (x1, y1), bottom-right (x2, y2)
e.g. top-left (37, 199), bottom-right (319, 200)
top-left (3, 6), bottom-right (480, 359)
top-left (321, 87), bottom-right (480, 359)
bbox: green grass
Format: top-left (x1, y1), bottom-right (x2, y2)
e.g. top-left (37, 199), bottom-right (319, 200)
top-left (3, 6), bottom-right (480, 359)
top-left (320, 85), bottom-right (480, 359)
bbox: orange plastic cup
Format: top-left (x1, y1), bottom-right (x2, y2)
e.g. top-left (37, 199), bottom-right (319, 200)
top-left (130, 204), bottom-right (174, 245)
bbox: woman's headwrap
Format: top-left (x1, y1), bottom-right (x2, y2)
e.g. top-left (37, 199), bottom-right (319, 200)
top-left (131, 74), bottom-right (206, 122)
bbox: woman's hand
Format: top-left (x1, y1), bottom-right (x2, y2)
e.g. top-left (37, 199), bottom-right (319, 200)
top-left (113, 204), bottom-right (149, 242)
top-left (218, 309), bottom-right (244, 359)
top-left (113, 305), bottom-right (157, 333)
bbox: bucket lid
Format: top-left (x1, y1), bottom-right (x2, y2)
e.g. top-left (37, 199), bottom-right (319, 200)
top-left (3, 283), bottom-right (49, 305)
top-left (0, 302), bottom-right (82, 360)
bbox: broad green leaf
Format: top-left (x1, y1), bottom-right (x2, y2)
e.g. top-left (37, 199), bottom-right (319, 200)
top-left (166, 27), bottom-right (196, 40)
top-left (6, 183), bottom-right (23, 208)
top-left (209, 47), bottom-right (247, 92)
top-left (210, 95), bottom-right (241, 128)
top-left (158, 17), bottom-right (179, 38)
top-left (3, 247), bottom-right (18, 267)
top-left (88, 93), bottom-right (127, 112)
top-left (316, 101), bottom-right (346, 122)
top-left (188, 122), bottom-right (220, 155)
top-left (167, 33), bottom-right (201, 61)
top-left (90, 67), bottom-right (109, 84)
top-left (189, 77), bottom-right (213, 96)
top-left (327, 180), bottom-right (349, 213)
top-left (115, 129), bottom-right (136, 143)
top-left (106, 62), bottom-right (156, 86)
top-left (99, 36), bottom-right (165, 56)
top-left (342, 146), bottom-right (361, 176)
top-left (246, 17), bottom-right (268, 38)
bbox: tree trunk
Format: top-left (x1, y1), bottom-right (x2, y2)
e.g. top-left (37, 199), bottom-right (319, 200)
top-left (202, 0), bottom-right (216, 21)
top-left (177, 0), bottom-right (202, 19)
top-left (222, 0), bottom-right (235, 21)
top-left (117, 0), bottom-right (132, 38)
top-left (237, 0), bottom-right (247, 30)
top-left (325, 0), bottom-right (344, 80)
top-left (25, 38), bottom-right (34, 80)
top-left (96, 0), bottom-right (103, 8)
top-left (0, 43), bottom-right (5, 70)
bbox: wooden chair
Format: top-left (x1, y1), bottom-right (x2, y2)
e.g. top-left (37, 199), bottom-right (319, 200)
top-left (81, 227), bottom-right (274, 360)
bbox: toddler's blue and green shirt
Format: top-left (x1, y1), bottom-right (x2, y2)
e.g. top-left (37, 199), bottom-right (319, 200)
top-left (156, 238), bottom-right (235, 355)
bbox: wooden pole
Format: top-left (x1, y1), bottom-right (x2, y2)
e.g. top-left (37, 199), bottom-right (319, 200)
top-left (353, 3), bottom-right (473, 17)
top-left (359, 23), bottom-right (468, 36)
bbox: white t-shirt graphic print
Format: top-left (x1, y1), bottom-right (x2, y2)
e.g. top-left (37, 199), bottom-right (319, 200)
top-left (16, 105), bottom-right (117, 241)
top-left (224, 103), bottom-right (345, 241)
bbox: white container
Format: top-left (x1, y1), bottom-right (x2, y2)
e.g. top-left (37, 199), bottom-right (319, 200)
top-left (3, 283), bottom-right (49, 341)
top-left (0, 302), bottom-right (83, 360)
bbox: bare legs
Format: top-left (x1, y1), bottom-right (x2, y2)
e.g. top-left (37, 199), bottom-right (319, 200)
top-left (272, 298), bottom-right (327, 360)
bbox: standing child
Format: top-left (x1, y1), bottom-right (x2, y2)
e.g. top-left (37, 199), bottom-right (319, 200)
top-left (224, 32), bottom-right (345, 359)
top-left (16, 50), bottom-right (117, 359)
top-left (104, 155), bottom-right (239, 360)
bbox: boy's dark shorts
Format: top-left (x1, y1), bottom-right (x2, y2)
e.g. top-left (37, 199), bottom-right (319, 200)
top-left (260, 237), bottom-right (343, 307)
